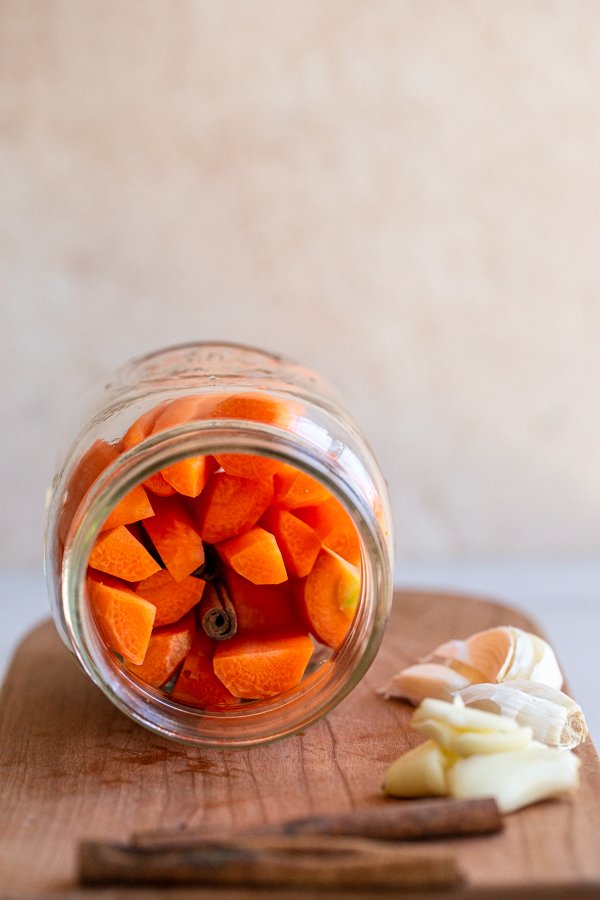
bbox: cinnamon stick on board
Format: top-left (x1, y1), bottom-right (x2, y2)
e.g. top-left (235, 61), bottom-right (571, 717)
top-left (79, 834), bottom-right (461, 890)
top-left (133, 797), bottom-right (502, 846)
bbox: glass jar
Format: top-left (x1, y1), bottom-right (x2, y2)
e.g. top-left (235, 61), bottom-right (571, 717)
top-left (45, 342), bottom-right (394, 747)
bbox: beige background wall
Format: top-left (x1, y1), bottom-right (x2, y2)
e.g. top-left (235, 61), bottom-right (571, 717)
top-left (2, 1), bottom-right (599, 569)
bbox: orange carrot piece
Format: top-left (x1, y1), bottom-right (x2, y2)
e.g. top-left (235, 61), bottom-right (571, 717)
top-left (126, 614), bottom-right (195, 687)
top-left (210, 392), bottom-right (296, 429)
top-left (87, 571), bottom-right (156, 665)
top-left (272, 466), bottom-right (331, 509)
top-left (213, 632), bottom-right (314, 699)
top-left (88, 525), bottom-right (161, 582)
top-left (295, 497), bottom-right (360, 566)
top-left (223, 570), bottom-right (301, 634)
top-left (57, 439), bottom-right (121, 550)
top-left (161, 454), bottom-right (218, 498)
top-left (100, 483), bottom-right (155, 532)
top-left (260, 508), bottom-right (321, 578)
top-left (171, 630), bottom-right (238, 708)
top-left (193, 473), bottom-right (274, 544)
top-left (213, 452), bottom-right (285, 480)
top-left (143, 495), bottom-right (205, 582)
top-left (136, 569), bottom-right (205, 626)
top-left (217, 527), bottom-right (287, 585)
top-left (298, 548), bottom-right (361, 649)
top-left (121, 403), bottom-right (177, 496)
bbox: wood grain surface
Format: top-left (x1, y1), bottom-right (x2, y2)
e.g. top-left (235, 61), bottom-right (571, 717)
top-left (1, 590), bottom-right (599, 899)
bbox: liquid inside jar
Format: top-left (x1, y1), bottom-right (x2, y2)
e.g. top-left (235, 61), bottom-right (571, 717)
top-left (77, 392), bottom-right (362, 710)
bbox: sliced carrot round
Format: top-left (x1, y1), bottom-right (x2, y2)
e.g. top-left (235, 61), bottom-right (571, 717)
top-left (217, 527), bottom-right (287, 585)
top-left (213, 632), bottom-right (314, 699)
top-left (126, 614), bottom-right (195, 687)
top-left (88, 525), bottom-right (161, 582)
top-left (260, 508), bottom-right (321, 578)
top-left (143, 495), bottom-right (205, 582)
top-left (136, 569), bottom-right (205, 627)
top-left (172, 631), bottom-right (238, 708)
top-left (87, 571), bottom-right (156, 665)
top-left (193, 473), bottom-right (274, 544)
top-left (298, 548), bottom-right (361, 649)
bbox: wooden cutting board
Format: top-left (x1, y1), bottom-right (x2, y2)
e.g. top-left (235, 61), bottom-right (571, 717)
top-left (1, 590), bottom-right (599, 898)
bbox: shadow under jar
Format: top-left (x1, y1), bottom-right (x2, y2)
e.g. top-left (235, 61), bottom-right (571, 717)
top-left (45, 342), bottom-right (394, 747)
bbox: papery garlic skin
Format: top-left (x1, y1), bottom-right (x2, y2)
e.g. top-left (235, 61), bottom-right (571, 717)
top-left (377, 663), bottom-right (473, 704)
top-left (458, 680), bottom-right (588, 750)
top-left (447, 743), bottom-right (580, 813)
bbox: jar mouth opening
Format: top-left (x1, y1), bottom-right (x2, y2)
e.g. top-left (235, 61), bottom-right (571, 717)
top-left (62, 420), bottom-right (392, 746)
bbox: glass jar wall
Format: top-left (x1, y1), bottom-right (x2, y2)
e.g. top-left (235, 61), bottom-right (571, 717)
top-left (45, 342), bottom-right (394, 747)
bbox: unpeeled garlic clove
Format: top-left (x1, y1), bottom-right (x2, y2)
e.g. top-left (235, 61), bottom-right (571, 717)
top-left (424, 627), bottom-right (563, 690)
top-left (447, 743), bottom-right (580, 813)
top-left (382, 739), bottom-right (451, 797)
top-left (377, 663), bottom-right (474, 704)
top-left (458, 680), bottom-right (588, 749)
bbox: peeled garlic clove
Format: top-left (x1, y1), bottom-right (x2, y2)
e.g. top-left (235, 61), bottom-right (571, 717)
top-left (377, 663), bottom-right (475, 704)
top-left (459, 680), bottom-right (587, 749)
top-left (382, 740), bottom-right (451, 797)
top-left (451, 726), bottom-right (533, 756)
top-left (411, 697), bottom-right (520, 734)
top-left (448, 744), bottom-right (580, 813)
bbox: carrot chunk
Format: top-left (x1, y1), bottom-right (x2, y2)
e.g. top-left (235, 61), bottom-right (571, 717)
top-left (223, 570), bottom-right (301, 634)
top-left (217, 527), bottom-right (287, 585)
top-left (161, 454), bottom-right (218, 498)
top-left (136, 569), bottom-right (205, 627)
top-left (100, 483), bottom-right (155, 532)
top-left (57, 439), bottom-right (121, 550)
top-left (87, 571), bottom-right (156, 665)
top-left (213, 632), bottom-right (314, 699)
top-left (126, 614), bottom-right (195, 687)
top-left (121, 403), bottom-right (177, 496)
top-left (260, 508), bottom-right (321, 578)
top-left (171, 631), bottom-right (238, 708)
top-left (143, 495), bottom-right (205, 582)
top-left (211, 392), bottom-right (295, 428)
top-left (272, 467), bottom-right (331, 509)
top-left (213, 452), bottom-right (285, 480)
top-left (193, 473), bottom-right (274, 544)
top-left (88, 525), bottom-right (161, 582)
top-left (298, 548), bottom-right (361, 649)
top-left (295, 497), bottom-right (360, 566)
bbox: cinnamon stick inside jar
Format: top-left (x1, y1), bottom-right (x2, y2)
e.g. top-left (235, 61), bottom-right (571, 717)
top-left (200, 582), bottom-right (237, 641)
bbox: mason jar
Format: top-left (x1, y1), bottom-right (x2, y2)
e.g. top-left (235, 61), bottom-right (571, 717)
top-left (45, 342), bottom-right (394, 747)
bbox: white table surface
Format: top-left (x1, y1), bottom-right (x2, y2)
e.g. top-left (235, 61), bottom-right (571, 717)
top-left (2, 560), bottom-right (598, 743)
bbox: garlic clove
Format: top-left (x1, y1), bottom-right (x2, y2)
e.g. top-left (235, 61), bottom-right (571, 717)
top-left (382, 739), bottom-right (451, 797)
top-left (377, 663), bottom-right (475, 704)
top-left (459, 680), bottom-right (587, 749)
top-left (411, 697), bottom-right (521, 734)
top-left (529, 634), bottom-right (564, 690)
top-left (447, 743), bottom-right (580, 813)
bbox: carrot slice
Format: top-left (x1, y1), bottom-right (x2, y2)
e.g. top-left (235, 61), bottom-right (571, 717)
top-left (143, 495), bottom-right (205, 582)
top-left (87, 571), bottom-right (156, 665)
top-left (88, 525), bottom-right (161, 582)
top-left (136, 569), bottom-right (205, 627)
top-left (172, 630), bottom-right (238, 708)
top-left (272, 467), bottom-right (331, 509)
top-left (260, 508), bottom-right (321, 578)
top-left (193, 473), bottom-right (274, 544)
top-left (121, 403), bottom-right (177, 496)
top-left (213, 632), bottom-right (314, 699)
top-left (217, 527), bottom-right (287, 585)
top-left (126, 613), bottom-right (195, 687)
top-left (100, 483), bottom-right (155, 532)
top-left (298, 548), bottom-right (361, 649)
top-left (295, 497), bottom-right (360, 566)
top-left (161, 454), bottom-right (218, 498)
top-left (223, 570), bottom-right (301, 634)
top-left (213, 452), bottom-right (285, 480)
top-left (57, 439), bottom-right (121, 551)
top-left (211, 392), bottom-right (295, 428)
